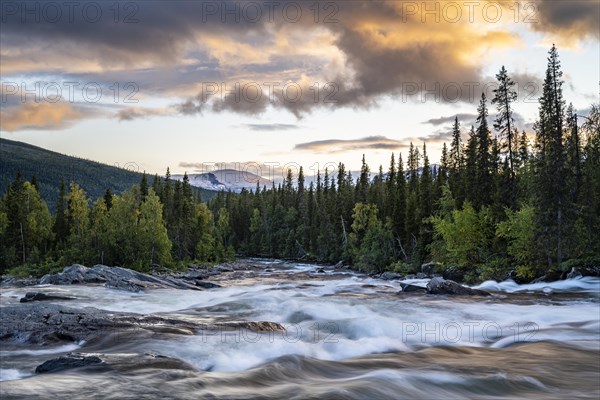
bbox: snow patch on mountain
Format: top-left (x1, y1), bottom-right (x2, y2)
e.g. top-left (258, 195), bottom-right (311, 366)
top-left (171, 170), bottom-right (272, 193)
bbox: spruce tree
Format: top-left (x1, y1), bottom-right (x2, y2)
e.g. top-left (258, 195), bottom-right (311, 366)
top-left (475, 92), bottom-right (493, 209)
top-left (534, 44), bottom-right (568, 266)
top-left (492, 65), bottom-right (518, 206)
top-left (140, 172), bottom-right (149, 201)
top-left (448, 117), bottom-right (464, 207)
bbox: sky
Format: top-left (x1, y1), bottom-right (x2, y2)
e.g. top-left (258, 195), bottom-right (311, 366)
top-left (1, 0), bottom-right (599, 181)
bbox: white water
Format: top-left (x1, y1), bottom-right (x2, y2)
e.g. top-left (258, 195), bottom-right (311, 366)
top-left (474, 276), bottom-right (600, 293)
top-left (3, 267), bottom-right (597, 375)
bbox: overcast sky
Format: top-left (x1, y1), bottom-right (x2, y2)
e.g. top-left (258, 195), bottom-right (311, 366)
top-left (1, 0), bottom-right (598, 179)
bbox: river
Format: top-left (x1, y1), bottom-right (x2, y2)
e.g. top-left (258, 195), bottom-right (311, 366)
top-left (1, 259), bottom-right (599, 399)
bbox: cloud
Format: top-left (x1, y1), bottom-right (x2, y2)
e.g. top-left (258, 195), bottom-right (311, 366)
top-left (531, 0), bottom-right (600, 44)
top-left (243, 123), bottom-right (299, 131)
top-left (116, 106), bottom-right (176, 121)
top-left (0, 0), bottom-right (594, 124)
top-left (0, 101), bottom-right (98, 132)
top-left (424, 114), bottom-right (478, 126)
top-left (294, 135), bottom-right (408, 153)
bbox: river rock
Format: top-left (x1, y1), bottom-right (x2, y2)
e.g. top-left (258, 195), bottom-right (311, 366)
top-left (194, 280), bottom-right (221, 289)
top-left (380, 272), bottom-right (402, 280)
top-left (35, 352), bottom-right (196, 374)
top-left (420, 262), bottom-right (438, 277)
top-left (0, 275), bottom-right (39, 287)
top-left (530, 270), bottom-right (565, 283)
top-left (426, 277), bottom-right (490, 296)
top-left (440, 265), bottom-right (467, 282)
top-left (35, 353), bottom-right (103, 374)
top-left (20, 292), bottom-right (75, 303)
top-left (0, 303), bottom-right (286, 346)
top-left (399, 282), bottom-right (427, 293)
top-left (566, 266), bottom-right (600, 279)
top-left (40, 264), bottom-right (203, 292)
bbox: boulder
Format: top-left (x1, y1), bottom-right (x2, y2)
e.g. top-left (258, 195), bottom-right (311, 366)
top-left (20, 292), bottom-right (75, 303)
top-left (530, 270), bottom-right (565, 283)
top-left (0, 276), bottom-right (39, 287)
top-left (566, 266), bottom-right (600, 279)
top-left (420, 262), bottom-right (438, 277)
top-left (35, 353), bottom-right (103, 374)
top-left (0, 303), bottom-right (286, 346)
top-left (194, 280), bottom-right (221, 289)
top-left (440, 266), bottom-right (466, 282)
top-left (39, 264), bottom-right (204, 292)
top-left (416, 272), bottom-right (427, 279)
top-left (35, 352), bottom-right (195, 374)
top-left (426, 277), bottom-right (490, 296)
top-left (380, 272), bottom-right (402, 280)
top-left (399, 282), bottom-right (427, 293)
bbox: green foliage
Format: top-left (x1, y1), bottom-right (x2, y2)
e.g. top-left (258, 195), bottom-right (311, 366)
top-left (389, 261), bottom-right (417, 275)
top-left (496, 205), bottom-right (536, 263)
top-left (478, 257), bottom-right (512, 282)
top-left (515, 265), bottom-right (538, 282)
top-left (430, 202), bottom-right (494, 268)
top-left (349, 203), bottom-right (394, 272)
top-left (1, 46), bottom-right (597, 283)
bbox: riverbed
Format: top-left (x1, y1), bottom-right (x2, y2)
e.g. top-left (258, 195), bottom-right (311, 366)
top-left (1, 260), bottom-right (599, 399)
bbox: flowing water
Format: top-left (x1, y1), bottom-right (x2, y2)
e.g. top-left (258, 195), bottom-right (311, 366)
top-left (1, 260), bottom-right (599, 399)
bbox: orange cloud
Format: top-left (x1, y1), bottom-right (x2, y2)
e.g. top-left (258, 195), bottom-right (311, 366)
top-left (0, 102), bottom-right (89, 132)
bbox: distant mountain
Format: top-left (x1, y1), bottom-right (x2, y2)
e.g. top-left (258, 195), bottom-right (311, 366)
top-left (172, 169), bottom-right (273, 193)
top-left (0, 138), bottom-right (218, 211)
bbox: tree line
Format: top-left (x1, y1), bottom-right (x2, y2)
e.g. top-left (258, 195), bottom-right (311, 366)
top-left (1, 45), bottom-right (598, 282)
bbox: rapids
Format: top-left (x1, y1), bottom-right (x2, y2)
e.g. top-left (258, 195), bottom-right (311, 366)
top-left (1, 260), bottom-right (598, 399)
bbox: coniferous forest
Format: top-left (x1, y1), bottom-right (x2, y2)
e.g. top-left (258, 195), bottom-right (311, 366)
top-left (1, 46), bottom-right (599, 283)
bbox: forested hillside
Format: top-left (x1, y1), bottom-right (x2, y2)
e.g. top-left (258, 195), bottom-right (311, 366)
top-left (0, 138), bottom-right (217, 211)
top-left (1, 46), bottom-right (599, 281)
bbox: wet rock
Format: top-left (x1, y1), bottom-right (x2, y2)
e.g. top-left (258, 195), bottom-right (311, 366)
top-left (426, 277), bottom-right (490, 296)
top-left (40, 264), bottom-right (202, 292)
top-left (20, 292), bottom-right (75, 303)
top-left (440, 266), bottom-right (466, 282)
top-left (399, 283), bottom-right (427, 293)
top-left (566, 266), bottom-right (600, 279)
top-left (35, 353), bottom-right (103, 374)
top-left (420, 262), bottom-right (438, 277)
top-left (316, 268), bottom-right (326, 273)
top-left (380, 272), bottom-right (402, 280)
top-left (0, 276), bottom-right (39, 287)
top-left (530, 270), bottom-right (565, 283)
top-left (220, 321), bottom-right (286, 333)
top-left (35, 352), bottom-right (195, 374)
top-left (194, 280), bottom-right (221, 289)
top-left (416, 272), bottom-right (427, 279)
top-left (0, 303), bottom-right (188, 345)
top-left (1, 303), bottom-right (286, 346)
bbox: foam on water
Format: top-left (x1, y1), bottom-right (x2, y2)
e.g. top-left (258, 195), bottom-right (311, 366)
top-left (0, 369), bottom-right (30, 381)
top-left (1, 263), bottom-right (598, 383)
top-left (474, 276), bottom-right (600, 293)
